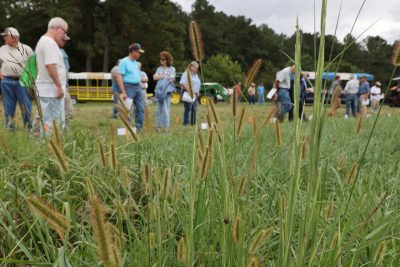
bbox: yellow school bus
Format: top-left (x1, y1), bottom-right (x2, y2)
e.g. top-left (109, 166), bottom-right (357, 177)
top-left (68, 72), bottom-right (153, 104)
top-left (68, 72), bottom-right (113, 103)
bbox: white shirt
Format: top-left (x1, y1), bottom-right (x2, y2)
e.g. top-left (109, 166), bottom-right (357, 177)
top-left (35, 35), bottom-right (66, 97)
top-left (276, 67), bottom-right (292, 89)
top-left (0, 42), bottom-right (34, 77)
top-left (344, 79), bottom-right (359, 94)
top-left (370, 86), bottom-right (381, 101)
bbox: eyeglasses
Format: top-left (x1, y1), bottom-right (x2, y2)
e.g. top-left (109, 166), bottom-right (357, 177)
top-left (160, 58), bottom-right (166, 61)
top-left (58, 27), bottom-right (68, 35)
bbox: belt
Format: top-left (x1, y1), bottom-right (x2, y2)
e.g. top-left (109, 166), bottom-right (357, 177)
top-left (3, 76), bottom-right (19, 81)
top-left (124, 82), bottom-right (140, 86)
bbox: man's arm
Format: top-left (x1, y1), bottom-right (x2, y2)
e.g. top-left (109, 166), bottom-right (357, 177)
top-left (116, 74), bottom-right (127, 99)
top-left (274, 79), bottom-right (280, 89)
top-left (45, 64), bottom-right (64, 98)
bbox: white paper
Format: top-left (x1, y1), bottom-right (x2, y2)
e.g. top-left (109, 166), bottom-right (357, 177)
top-left (117, 127), bottom-right (136, 136)
top-left (117, 128), bottom-right (126, 136)
top-left (362, 99), bottom-right (370, 106)
top-left (182, 91), bottom-right (196, 103)
top-left (201, 123), bottom-right (209, 130)
top-left (267, 88), bottom-right (277, 99)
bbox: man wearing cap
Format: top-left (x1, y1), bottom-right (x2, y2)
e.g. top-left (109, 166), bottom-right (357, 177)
top-left (274, 65), bottom-right (295, 122)
top-left (35, 17), bottom-right (70, 136)
top-left (116, 43), bottom-right (145, 130)
top-left (370, 81), bottom-right (382, 113)
top-left (0, 27), bottom-right (34, 129)
top-left (247, 83), bottom-right (256, 104)
top-left (344, 74), bottom-right (359, 118)
top-left (358, 75), bottom-right (370, 116)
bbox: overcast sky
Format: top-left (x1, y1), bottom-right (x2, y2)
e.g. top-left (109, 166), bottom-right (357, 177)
top-left (173, 0), bottom-right (400, 44)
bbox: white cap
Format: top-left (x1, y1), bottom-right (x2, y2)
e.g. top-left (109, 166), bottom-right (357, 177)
top-left (0, 27), bottom-right (20, 37)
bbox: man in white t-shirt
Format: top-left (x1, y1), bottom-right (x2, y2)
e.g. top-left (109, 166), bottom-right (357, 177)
top-left (35, 17), bottom-right (70, 136)
top-left (274, 65), bottom-right (295, 122)
top-left (370, 81), bottom-right (382, 113)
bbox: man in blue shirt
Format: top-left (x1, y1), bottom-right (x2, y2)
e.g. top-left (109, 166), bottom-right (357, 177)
top-left (358, 75), bottom-right (370, 116)
top-left (117, 43), bottom-right (145, 130)
top-left (257, 82), bottom-right (265, 104)
top-left (60, 35), bottom-right (74, 129)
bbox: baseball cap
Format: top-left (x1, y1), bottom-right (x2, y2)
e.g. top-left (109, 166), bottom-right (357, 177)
top-left (375, 81), bottom-right (381, 86)
top-left (129, 43), bottom-right (145, 53)
top-left (0, 27), bottom-right (20, 37)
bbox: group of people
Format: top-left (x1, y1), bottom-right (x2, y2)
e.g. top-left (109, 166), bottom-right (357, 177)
top-left (0, 17), bottom-right (74, 136)
top-left (271, 64), bottom-right (383, 122)
top-left (0, 16), bottom-right (204, 135)
top-left (110, 46), bottom-right (201, 132)
top-left (0, 19), bottom-right (386, 134)
top-left (331, 74), bottom-right (382, 118)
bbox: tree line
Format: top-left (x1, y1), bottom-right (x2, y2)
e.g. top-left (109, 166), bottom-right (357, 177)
top-left (1, 0), bottom-right (396, 88)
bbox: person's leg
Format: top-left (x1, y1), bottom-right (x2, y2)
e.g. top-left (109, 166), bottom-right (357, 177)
top-left (39, 97), bottom-right (52, 137)
top-left (345, 94), bottom-right (351, 116)
top-left (260, 94), bottom-right (265, 104)
top-left (362, 95), bottom-right (368, 115)
top-left (31, 112), bottom-right (41, 137)
top-left (112, 92), bottom-right (119, 118)
top-left (64, 90), bottom-right (74, 129)
top-left (142, 89), bottom-right (148, 107)
top-left (183, 102), bottom-right (190, 125)
top-left (1, 79), bottom-right (17, 129)
top-left (164, 95), bottom-right (171, 129)
top-left (277, 89), bottom-right (292, 122)
top-left (132, 88), bottom-right (144, 129)
top-left (299, 99), bottom-right (306, 119)
top-left (371, 99), bottom-right (379, 113)
top-left (356, 96), bottom-right (361, 114)
top-left (288, 89), bottom-right (294, 121)
top-left (191, 101), bottom-right (197, 125)
top-left (351, 95), bottom-right (357, 117)
top-left (156, 101), bottom-right (163, 129)
top-left (52, 97), bottom-right (65, 130)
top-left (15, 83), bottom-right (32, 128)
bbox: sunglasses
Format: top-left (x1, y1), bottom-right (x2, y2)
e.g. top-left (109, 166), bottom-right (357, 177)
top-left (160, 58), bottom-right (166, 61)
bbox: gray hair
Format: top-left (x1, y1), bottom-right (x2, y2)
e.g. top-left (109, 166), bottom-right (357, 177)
top-left (188, 61), bottom-right (199, 69)
top-left (48, 17), bottom-right (68, 30)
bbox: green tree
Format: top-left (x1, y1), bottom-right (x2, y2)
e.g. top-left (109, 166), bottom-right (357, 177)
top-left (202, 54), bottom-right (243, 87)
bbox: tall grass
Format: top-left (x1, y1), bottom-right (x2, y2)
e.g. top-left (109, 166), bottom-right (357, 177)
top-left (0, 1), bottom-right (400, 266)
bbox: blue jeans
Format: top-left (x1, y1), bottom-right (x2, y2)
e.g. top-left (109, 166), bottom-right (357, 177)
top-left (183, 100), bottom-right (197, 125)
top-left (157, 94), bottom-right (171, 129)
top-left (112, 81), bottom-right (121, 118)
top-left (277, 88), bottom-right (292, 121)
top-left (1, 78), bottom-right (32, 129)
top-left (124, 83), bottom-right (144, 129)
top-left (258, 93), bottom-right (265, 104)
top-left (345, 93), bottom-right (358, 117)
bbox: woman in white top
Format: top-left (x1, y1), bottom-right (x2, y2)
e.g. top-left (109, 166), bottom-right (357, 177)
top-left (370, 81), bottom-right (382, 113)
top-left (180, 61), bottom-right (201, 125)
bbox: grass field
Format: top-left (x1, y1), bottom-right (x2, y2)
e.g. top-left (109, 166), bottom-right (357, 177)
top-left (0, 101), bottom-right (400, 266)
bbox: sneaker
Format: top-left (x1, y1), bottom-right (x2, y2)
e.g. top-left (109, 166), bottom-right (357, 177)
top-left (344, 114), bottom-right (349, 119)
